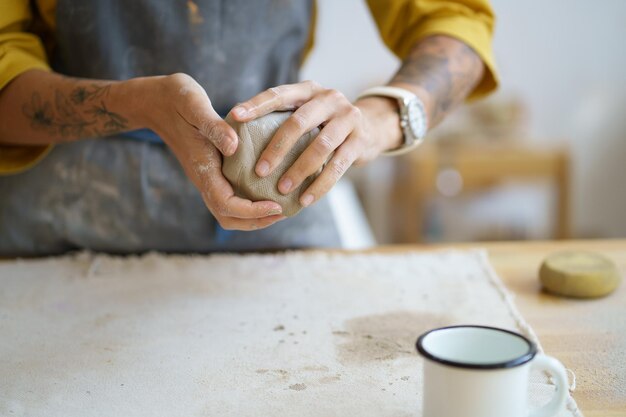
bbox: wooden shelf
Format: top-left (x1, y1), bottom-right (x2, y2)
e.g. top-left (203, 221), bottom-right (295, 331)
top-left (393, 142), bottom-right (571, 242)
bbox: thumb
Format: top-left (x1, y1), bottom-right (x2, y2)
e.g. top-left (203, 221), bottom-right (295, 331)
top-left (186, 94), bottom-right (239, 156)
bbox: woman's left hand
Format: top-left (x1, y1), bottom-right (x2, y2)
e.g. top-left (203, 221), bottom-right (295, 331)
top-left (230, 81), bottom-right (403, 208)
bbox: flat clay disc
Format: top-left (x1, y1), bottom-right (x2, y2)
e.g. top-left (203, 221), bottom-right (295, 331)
top-left (539, 251), bottom-right (621, 298)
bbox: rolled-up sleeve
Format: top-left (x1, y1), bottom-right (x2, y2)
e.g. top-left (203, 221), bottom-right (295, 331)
top-left (0, 0), bottom-right (50, 89)
top-left (0, 0), bottom-right (52, 175)
top-left (366, 0), bottom-right (498, 99)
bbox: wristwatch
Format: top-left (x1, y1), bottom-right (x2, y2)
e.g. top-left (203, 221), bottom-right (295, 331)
top-left (357, 86), bottom-right (428, 156)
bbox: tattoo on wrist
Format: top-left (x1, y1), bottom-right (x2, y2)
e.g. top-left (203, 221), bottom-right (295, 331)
top-left (70, 84), bottom-right (111, 105)
top-left (391, 36), bottom-right (484, 125)
top-left (22, 83), bottom-right (128, 139)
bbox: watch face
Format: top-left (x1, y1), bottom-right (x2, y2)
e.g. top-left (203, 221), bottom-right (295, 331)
top-left (407, 99), bottom-right (426, 139)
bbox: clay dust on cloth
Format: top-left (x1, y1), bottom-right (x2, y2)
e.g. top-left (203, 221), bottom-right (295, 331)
top-left (0, 250), bottom-right (582, 416)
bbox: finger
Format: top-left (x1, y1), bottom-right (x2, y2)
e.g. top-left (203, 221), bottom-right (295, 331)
top-left (255, 89), bottom-right (347, 177)
top-left (196, 145), bottom-right (283, 219)
top-left (207, 176), bottom-right (284, 219)
top-left (299, 138), bottom-right (359, 208)
top-left (277, 116), bottom-right (353, 195)
top-left (230, 80), bottom-right (324, 122)
top-left (183, 92), bottom-right (239, 156)
top-left (223, 195), bottom-right (285, 219)
top-left (202, 190), bottom-right (284, 220)
top-left (218, 214), bottom-right (287, 231)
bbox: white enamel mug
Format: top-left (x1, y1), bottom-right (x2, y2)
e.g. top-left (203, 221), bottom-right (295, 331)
top-left (416, 325), bottom-right (568, 417)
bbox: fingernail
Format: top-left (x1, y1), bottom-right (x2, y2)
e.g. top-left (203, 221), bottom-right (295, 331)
top-left (279, 178), bottom-right (292, 194)
top-left (225, 139), bottom-right (237, 155)
top-left (233, 107), bottom-right (247, 118)
top-left (256, 160), bottom-right (270, 177)
top-left (267, 207), bottom-right (282, 216)
top-left (301, 194), bottom-right (314, 207)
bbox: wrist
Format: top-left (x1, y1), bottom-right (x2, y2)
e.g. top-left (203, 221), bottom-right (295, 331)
top-left (354, 96), bottom-right (403, 153)
top-left (388, 81), bottom-right (433, 128)
top-left (109, 76), bottom-right (167, 131)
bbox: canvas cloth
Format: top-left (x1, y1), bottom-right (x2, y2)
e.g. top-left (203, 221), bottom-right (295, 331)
top-left (0, 250), bottom-right (582, 416)
top-left (223, 111), bottom-right (321, 217)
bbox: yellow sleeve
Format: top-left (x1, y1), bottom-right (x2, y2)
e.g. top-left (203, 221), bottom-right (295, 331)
top-left (0, 0), bottom-right (53, 175)
top-left (366, 0), bottom-right (498, 100)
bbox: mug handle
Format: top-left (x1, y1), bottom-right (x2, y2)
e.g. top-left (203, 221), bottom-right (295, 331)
top-left (528, 354), bottom-right (569, 417)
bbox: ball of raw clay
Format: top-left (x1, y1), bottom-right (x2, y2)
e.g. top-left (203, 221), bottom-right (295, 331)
top-left (539, 251), bottom-right (621, 298)
top-left (222, 111), bottom-right (321, 217)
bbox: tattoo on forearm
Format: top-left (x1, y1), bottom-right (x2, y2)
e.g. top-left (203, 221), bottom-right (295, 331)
top-left (22, 83), bottom-right (128, 139)
top-left (391, 36), bottom-right (484, 125)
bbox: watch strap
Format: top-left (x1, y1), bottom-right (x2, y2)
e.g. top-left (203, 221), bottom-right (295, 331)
top-left (358, 86), bottom-right (418, 103)
top-left (357, 86), bottom-right (428, 156)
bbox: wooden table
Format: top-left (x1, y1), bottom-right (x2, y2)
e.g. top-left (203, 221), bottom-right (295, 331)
top-left (2, 240), bottom-right (623, 415)
top-left (375, 240), bottom-right (626, 416)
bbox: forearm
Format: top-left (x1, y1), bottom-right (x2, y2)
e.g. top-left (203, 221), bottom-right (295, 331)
top-left (0, 70), bottom-right (155, 145)
top-left (352, 36), bottom-right (484, 155)
top-left (390, 35), bottom-right (485, 128)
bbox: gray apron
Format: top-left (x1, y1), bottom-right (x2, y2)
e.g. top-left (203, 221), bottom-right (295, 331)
top-left (0, 0), bottom-right (341, 256)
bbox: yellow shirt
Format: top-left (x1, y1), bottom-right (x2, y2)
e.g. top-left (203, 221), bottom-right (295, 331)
top-left (0, 0), bottom-right (498, 174)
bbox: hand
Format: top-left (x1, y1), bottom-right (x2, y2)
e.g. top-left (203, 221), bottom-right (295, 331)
top-left (138, 73), bottom-right (285, 230)
top-left (229, 81), bottom-right (403, 208)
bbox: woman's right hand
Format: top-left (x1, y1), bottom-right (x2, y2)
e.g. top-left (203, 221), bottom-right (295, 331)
top-left (136, 73), bottom-right (285, 230)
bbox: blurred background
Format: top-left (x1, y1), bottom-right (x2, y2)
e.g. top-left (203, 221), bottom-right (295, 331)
top-left (302, 0), bottom-right (626, 245)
